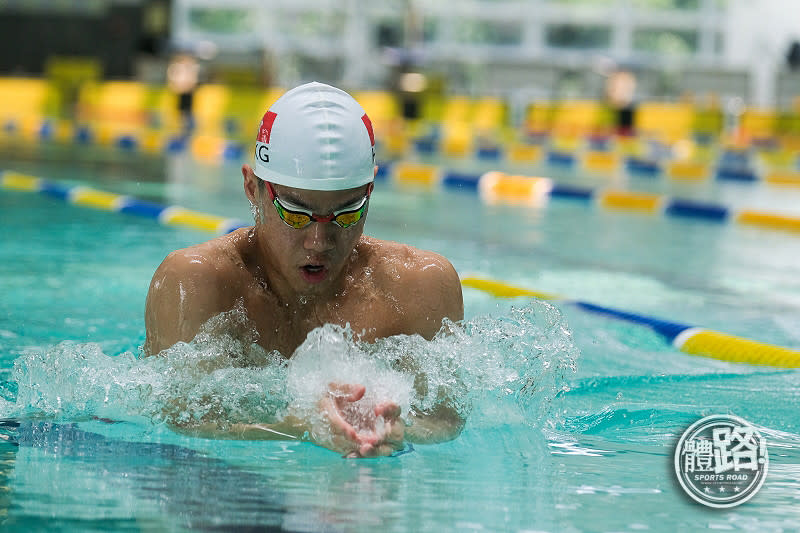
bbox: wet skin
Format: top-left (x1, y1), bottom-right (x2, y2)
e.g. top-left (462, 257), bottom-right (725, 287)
top-left (144, 164), bottom-right (464, 456)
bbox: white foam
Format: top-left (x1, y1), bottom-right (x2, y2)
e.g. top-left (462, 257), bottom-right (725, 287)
top-left (4, 299), bottom-right (580, 435)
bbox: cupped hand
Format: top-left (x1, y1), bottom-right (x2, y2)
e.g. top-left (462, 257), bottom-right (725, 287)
top-left (318, 383), bottom-right (405, 458)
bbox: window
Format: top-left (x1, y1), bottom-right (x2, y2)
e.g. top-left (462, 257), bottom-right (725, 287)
top-left (284, 11), bottom-right (344, 41)
top-left (547, 0), bottom-right (616, 5)
top-left (546, 24), bottom-right (611, 50)
top-left (714, 32), bottom-right (725, 55)
top-left (0, 0), bottom-right (104, 14)
top-left (454, 20), bottom-right (523, 46)
top-left (422, 18), bottom-right (438, 43)
top-left (188, 8), bottom-right (254, 34)
top-left (631, 0), bottom-right (700, 9)
top-left (633, 28), bottom-right (699, 57)
top-left (374, 19), bottom-right (404, 47)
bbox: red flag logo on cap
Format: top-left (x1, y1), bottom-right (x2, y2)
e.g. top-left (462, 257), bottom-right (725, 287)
top-left (257, 111), bottom-right (278, 143)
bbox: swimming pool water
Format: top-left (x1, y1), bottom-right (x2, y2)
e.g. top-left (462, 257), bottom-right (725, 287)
top-left (1, 150), bottom-right (800, 532)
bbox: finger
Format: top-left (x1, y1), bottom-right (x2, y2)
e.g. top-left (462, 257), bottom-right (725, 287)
top-left (320, 397), bottom-right (359, 441)
top-left (374, 402), bottom-right (401, 420)
top-left (371, 442), bottom-right (401, 457)
top-left (384, 420), bottom-right (405, 445)
top-left (355, 430), bottom-right (379, 447)
top-left (328, 382), bottom-right (366, 402)
top-left (359, 442), bottom-right (375, 457)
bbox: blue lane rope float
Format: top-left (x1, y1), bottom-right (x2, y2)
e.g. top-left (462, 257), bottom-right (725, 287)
top-left (384, 166), bottom-right (800, 235)
top-left (0, 171), bottom-right (248, 235)
top-left (461, 277), bottom-right (800, 369)
top-left (4, 162), bottom-right (800, 239)
top-left (6, 164), bottom-right (800, 237)
top-left (4, 169), bottom-right (798, 368)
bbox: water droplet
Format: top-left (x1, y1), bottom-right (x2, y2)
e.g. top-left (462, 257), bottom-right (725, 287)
top-left (5, 301), bottom-right (577, 439)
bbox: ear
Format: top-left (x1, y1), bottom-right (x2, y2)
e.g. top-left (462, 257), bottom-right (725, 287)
top-left (374, 165), bottom-right (378, 177)
top-left (242, 164), bottom-right (258, 204)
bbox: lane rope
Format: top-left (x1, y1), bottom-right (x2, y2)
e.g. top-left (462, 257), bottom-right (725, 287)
top-left (1, 170), bottom-right (247, 235)
top-left (461, 276), bottom-right (800, 368)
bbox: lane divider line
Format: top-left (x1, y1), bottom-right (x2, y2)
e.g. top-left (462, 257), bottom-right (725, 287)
top-left (390, 167), bottom-right (800, 235)
top-left (461, 276), bottom-right (800, 368)
top-left (5, 164), bottom-right (800, 241)
top-left (1, 170), bottom-right (248, 235)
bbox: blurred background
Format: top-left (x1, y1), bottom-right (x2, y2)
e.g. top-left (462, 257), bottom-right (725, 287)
top-left (0, 0), bottom-right (798, 172)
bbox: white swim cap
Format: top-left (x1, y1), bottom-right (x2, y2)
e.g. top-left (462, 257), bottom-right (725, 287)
top-left (252, 82), bottom-right (376, 191)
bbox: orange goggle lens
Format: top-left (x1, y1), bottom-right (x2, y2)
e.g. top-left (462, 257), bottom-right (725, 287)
top-left (272, 197), bottom-right (368, 229)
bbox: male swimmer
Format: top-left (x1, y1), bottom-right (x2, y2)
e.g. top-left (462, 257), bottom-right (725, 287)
top-left (144, 82), bottom-right (464, 457)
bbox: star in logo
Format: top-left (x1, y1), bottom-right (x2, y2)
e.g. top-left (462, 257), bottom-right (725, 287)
top-left (704, 487), bottom-right (711, 493)
top-left (719, 487), bottom-right (726, 493)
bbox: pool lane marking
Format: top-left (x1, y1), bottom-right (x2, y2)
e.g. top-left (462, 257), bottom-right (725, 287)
top-left (478, 171), bottom-right (553, 206)
top-left (399, 169), bottom-right (800, 235)
top-left (5, 155), bottom-right (800, 236)
top-left (392, 162), bottom-right (441, 189)
top-left (159, 205), bottom-right (246, 234)
top-left (0, 170), bottom-right (248, 235)
top-left (735, 210), bottom-right (800, 233)
top-left (595, 190), bottom-right (666, 214)
top-left (13, 167), bottom-right (761, 236)
top-left (1, 171), bottom-right (41, 191)
top-left (69, 186), bottom-right (130, 210)
top-left (461, 276), bottom-right (800, 369)
top-left (765, 170), bottom-right (800, 186)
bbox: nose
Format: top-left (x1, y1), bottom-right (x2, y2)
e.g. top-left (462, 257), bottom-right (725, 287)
top-left (303, 220), bottom-right (335, 253)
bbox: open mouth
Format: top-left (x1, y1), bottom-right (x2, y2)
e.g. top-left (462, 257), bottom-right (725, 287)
top-left (300, 264), bottom-right (328, 284)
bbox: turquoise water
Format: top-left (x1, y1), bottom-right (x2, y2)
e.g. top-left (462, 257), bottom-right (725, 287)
top-left (1, 149), bottom-right (800, 531)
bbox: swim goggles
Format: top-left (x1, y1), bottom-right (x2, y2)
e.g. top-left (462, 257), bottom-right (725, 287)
top-left (264, 181), bottom-right (373, 229)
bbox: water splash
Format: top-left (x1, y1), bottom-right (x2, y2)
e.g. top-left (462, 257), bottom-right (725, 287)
top-left (3, 299), bottom-right (579, 435)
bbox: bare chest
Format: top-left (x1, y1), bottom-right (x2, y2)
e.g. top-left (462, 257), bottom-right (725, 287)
top-left (243, 286), bottom-right (407, 357)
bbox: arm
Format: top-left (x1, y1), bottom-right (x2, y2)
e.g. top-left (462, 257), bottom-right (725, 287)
top-left (405, 402), bottom-right (465, 444)
top-left (143, 250), bottom-right (227, 356)
top-left (399, 249), bottom-right (466, 444)
top-left (170, 416), bottom-right (310, 441)
top-left (172, 384), bottom-right (404, 458)
top-left (404, 249), bottom-right (464, 341)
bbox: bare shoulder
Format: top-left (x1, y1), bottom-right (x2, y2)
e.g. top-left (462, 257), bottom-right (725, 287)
top-left (144, 231), bottom-right (249, 355)
top-left (360, 237), bottom-right (464, 339)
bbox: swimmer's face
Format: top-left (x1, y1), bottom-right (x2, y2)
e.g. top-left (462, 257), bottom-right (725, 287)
top-left (254, 179), bottom-right (370, 295)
